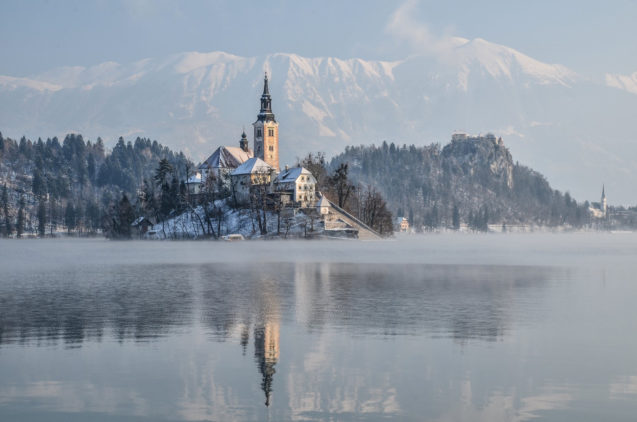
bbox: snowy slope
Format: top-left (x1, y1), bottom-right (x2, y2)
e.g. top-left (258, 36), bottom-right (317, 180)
top-left (1, 38), bottom-right (636, 203)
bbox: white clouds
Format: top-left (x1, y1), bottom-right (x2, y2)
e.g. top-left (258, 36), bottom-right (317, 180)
top-left (605, 72), bottom-right (637, 95)
top-left (384, 0), bottom-right (466, 57)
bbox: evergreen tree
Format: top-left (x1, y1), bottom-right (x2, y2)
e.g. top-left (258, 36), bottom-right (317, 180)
top-left (37, 200), bottom-right (47, 237)
top-left (32, 169), bottom-right (46, 198)
top-left (85, 201), bottom-right (100, 234)
top-left (1, 184), bottom-right (11, 237)
top-left (452, 204), bottom-right (460, 230)
top-left (109, 194), bottom-right (135, 239)
top-left (16, 195), bottom-right (25, 238)
top-left (65, 203), bottom-right (76, 234)
top-left (87, 153), bottom-right (96, 184)
top-left (154, 158), bottom-right (173, 186)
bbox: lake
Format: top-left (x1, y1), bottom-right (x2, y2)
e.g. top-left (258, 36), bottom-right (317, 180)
top-left (1, 233), bottom-right (636, 421)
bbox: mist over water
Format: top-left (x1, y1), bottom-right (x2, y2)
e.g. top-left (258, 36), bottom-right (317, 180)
top-left (1, 233), bottom-right (636, 421)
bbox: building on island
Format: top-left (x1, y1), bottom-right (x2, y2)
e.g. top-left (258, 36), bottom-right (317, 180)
top-left (272, 166), bottom-right (317, 208)
top-left (253, 73), bottom-right (279, 171)
top-left (185, 172), bottom-right (202, 195)
top-left (190, 72), bottom-right (381, 239)
top-left (230, 157), bottom-right (275, 204)
top-left (316, 194), bottom-right (330, 215)
top-left (198, 131), bottom-right (254, 183)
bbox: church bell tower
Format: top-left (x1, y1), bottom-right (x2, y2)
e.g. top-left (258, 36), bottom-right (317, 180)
top-left (253, 72), bottom-right (279, 171)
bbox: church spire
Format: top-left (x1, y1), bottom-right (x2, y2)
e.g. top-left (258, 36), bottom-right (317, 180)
top-left (258, 72), bottom-right (275, 122)
top-left (263, 72), bottom-right (270, 96)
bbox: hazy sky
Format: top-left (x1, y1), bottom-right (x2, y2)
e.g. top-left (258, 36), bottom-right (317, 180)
top-left (1, 0), bottom-right (636, 77)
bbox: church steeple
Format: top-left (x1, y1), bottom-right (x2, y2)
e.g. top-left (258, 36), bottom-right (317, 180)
top-left (252, 72), bottom-right (279, 170)
top-left (601, 184), bottom-right (607, 216)
top-left (257, 72), bottom-right (275, 122)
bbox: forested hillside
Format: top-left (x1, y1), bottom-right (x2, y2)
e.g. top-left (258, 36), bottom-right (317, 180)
top-left (0, 132), bottom-right (191, 237)
top-left (330, 135), bottom-right (590, 230)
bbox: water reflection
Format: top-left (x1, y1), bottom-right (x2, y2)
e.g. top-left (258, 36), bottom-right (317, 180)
top-left (0, 266), bottom-right (195, 346)
top-left (0, 262), bottom-right (553, 347)
top-left (3, 259), bottom-right (618, 421)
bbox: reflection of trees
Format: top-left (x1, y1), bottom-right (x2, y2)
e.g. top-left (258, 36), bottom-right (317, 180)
top-left (0, 265), bottom-right (194, 346)
top-left (293, 263), bottom-right (555, 342)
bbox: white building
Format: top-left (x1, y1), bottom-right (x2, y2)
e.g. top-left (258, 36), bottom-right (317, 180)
top-left (185, 172), bottom-right (202, 195)
top-left (273, 167), bottom-right (317, 207)
top-left (394, 216), bottom-right (409, 232)
top-left (230, 157), bottom-right (275, 204)
top-left (589, 185), bottom-right (608, 218)
top-left (316, 194), bottom-right (330, 215)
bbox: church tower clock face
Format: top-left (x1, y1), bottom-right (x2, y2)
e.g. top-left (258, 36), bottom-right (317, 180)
top-left (253, 73), bottom-right (279, 171)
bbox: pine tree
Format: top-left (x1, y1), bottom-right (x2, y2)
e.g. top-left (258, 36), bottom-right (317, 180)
top-left (16, 195), bottom-right (25, 238)
top-left (32, 169), bottom-right (46, 198)
top-left (452, 204), bottom-right (460, 230)
top-left (37, 200), bottom-right (47, 237)
top-left (87, 153), bottom-right (96, 184)
top-left (1, 184), bottom-right (11, 237)
top-left (117, 194), bottom-right (135, 239)
top-left (65, 203), bottom-right (76, 234)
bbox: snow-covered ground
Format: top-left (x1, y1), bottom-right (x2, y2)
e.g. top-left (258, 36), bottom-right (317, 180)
top-left (146, 200), bottom-right (322, 240)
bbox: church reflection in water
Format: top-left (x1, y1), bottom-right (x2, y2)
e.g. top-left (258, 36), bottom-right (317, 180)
top-left (253, 317), bottom-right (279, 407)
top-left (0, 260), bottom-right (558, 414)
top-left (251, 275), bottom-right (280, 407)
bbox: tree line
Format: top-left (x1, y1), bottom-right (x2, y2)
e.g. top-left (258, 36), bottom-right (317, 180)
top-left (0, 131), bottom-right (191, 238)
top-left (329, 137), bottom-right (591, 231)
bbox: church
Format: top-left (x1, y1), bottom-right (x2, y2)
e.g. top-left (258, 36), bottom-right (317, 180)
top-left (187, 73), bottom-right (317, 208)
top-left (184, 73), bottom-right (381, 239)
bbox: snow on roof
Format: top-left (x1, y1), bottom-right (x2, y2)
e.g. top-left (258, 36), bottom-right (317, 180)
top-left (198, 146), bottom-right (253, 170)
top-left (316, 195), bottom-right (330, 208)
top-left (274, 166), bottom-right (313, 183)
top-left (231, 157), bottom-right (273, 175)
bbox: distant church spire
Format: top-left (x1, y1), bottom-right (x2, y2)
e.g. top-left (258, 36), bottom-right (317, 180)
top-left (601, 184), bottom-right (608, 216)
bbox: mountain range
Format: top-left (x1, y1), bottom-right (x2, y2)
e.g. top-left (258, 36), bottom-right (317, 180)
top-left (1, 37), bottom-right (636, 203)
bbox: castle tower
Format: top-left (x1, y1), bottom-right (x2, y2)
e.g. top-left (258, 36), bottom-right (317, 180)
top-left (253, 73), bottom-right (279, 171)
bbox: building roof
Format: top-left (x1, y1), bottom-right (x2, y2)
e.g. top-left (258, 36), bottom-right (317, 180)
top-left (274, 167), bottom-right (314, 184)
top-left (186, 172), bottom-right (201, 184)
top-left (198, 146), bottom-right (253, 170)
top-left (231, 157), bottom-right (274, 176)
top-left (316, 195), bottom-right (330, 208)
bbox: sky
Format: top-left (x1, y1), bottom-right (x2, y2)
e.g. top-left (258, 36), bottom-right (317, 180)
top-left (1, 0), bottom-right (636, 78)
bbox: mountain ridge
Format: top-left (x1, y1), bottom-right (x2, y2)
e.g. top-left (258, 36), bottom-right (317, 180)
top-left (1, 37), bottom-right (636, 203)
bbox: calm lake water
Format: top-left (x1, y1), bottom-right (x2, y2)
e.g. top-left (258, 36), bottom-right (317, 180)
top-left (1, 233), bottom-right (636, 421)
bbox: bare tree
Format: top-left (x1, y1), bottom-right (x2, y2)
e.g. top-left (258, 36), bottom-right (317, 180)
top-left (248, 169), bottom-right (272, 235)
top-left (328, 163), bottom-right (355, 209)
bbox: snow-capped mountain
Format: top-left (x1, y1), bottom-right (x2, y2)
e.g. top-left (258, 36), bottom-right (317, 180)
top-left (1, 37), bottom-right (636, 203)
